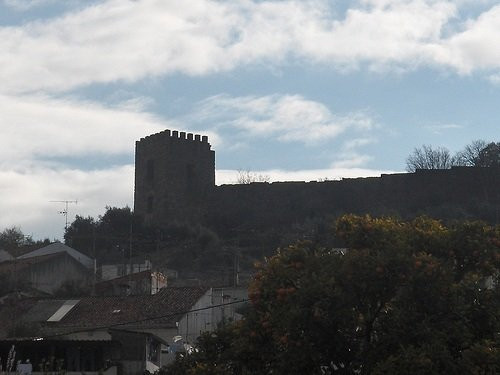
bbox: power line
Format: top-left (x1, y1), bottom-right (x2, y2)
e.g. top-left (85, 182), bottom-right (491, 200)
top-left (35, 298), bottom-right (250, 340)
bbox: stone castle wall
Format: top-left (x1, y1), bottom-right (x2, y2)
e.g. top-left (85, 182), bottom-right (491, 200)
top-left (134, 130), bottom-right (215, 227)
top-left (206, 167), bottom-right (500, 234)
top-left (135, 130), bottom-right (500, 231)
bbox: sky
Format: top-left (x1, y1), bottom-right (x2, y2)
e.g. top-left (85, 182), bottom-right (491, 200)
top-left (1, 0), bottom-right (499, 240)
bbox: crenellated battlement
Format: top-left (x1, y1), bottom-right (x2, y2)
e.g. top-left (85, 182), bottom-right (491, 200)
top-left (137, 129), bottom-right (210, 148)
top-left (134, 129), bottom-right (215, 225)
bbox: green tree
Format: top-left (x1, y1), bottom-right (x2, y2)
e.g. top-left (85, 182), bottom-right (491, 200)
top-left (64, 215), bottom-right (98, 255)
top-left (64, 206), bottom-right (156, 260)
top-left (0, 226), bottom-right (30, 250)
top-left (164, 215), bottom-right (500, 374)
top-left (158, 326), bottom-right (247, 375)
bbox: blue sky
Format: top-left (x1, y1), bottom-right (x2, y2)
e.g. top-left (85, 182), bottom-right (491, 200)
top-left (0, 0), bottom-right (499, 240)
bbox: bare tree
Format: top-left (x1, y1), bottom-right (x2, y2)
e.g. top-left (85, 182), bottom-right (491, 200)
top-left (236, 169), bottom-right (271, 184)
top-left (453, 140), bottom-right (488, 166)
top-left (453, 140), bottom-right (500, 167)
top-left (406, 145), bottom-right (453, 172)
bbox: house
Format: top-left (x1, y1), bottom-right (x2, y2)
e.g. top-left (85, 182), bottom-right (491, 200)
top-left (0, 252), bottom-right (92, 295)
top-left (0, 286), bottom-right (248, 374)
top-left (100, 259), bottom-right (152, 281)
top-left (94, 270), bottom-right (167, 296)
top-left (17, 242), bottom-right (95, 270)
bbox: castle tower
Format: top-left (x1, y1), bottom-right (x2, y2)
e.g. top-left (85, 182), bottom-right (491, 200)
top-left (134, 130), bottom-right (215, 226)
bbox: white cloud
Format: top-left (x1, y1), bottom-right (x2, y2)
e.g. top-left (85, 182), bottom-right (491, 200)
top-left (342, 137), bottom-right (376, 150)
top-left (0, 165), bottom-right (134, 240)
top-left (2, 0), bottom-right (56, 11)
top-left (0, 94), bottom-right (175, 163)
top-left (197, 94), bottom-right (374, 144)
top-left (297, 0), bottom-right (456, 68)
top-left (436, 5), bottom-right (500, 73)
top-left (332, 154), bottom-right (374, 168)
top-left (3, 0), bottom-right (500, 94)
top-left (330, 137), bottom-right (377, 168)
top-left (424, 123), bottom-right (463, 134)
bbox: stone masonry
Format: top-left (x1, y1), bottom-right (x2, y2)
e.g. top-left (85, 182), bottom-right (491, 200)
top-left (135, 130), bottom-right (500, 231)
top-left (134, 130), bottom-right (215, 226)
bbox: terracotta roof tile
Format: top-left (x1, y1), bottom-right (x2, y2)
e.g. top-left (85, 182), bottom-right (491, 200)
top-left (57, 286), bottom-right (209, 330)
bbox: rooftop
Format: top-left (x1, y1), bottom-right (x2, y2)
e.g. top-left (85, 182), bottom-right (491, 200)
top-left (0, 286), bottom-right (210, 339)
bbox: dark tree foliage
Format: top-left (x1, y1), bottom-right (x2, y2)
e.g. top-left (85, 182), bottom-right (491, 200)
top-left (476, 142), bottom-right (500, 167)
top-left (454, 140), bottom-right (500, 167)
top-left (162, 215), bottom-right (500, 375)
top-left (64, 206), bottom-right (156, 260)
top-left (0, 227), bottom-right (27, 249)
top-left (0, 226), bottom-right (50, 256)
top-left (453, 140), bottom-right (488, 167)
top-left (64, 206), bottom-right (224, 269)
top-left (406, 145), bottom-right (453, 172)
top-left (64, 215), bottom-right (98, 255)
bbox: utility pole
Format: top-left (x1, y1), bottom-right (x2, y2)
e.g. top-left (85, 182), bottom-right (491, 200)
top-left (50, 200), bottom-right (78, 232)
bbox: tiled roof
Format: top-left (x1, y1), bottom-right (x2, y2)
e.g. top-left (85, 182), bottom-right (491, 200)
top-left (0, 287), bottom-right (210, 339)
top-left (153, 286), bottom-right (209, 322)
top-left (0, 297), bottom-right (40, 338)
top-left (18, 243), bottom-right (94, 269)
top-left (56, 286), bottom-right (209, 330)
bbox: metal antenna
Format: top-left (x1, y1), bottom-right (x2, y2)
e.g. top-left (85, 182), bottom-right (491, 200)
top-left (50, 200), bottom-right (78, 231)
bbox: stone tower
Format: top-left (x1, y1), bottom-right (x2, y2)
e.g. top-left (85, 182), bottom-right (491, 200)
top-left (134, 130), bottom-right (215, 226)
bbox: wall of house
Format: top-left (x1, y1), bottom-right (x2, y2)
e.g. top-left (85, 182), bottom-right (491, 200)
top-left (100, 260), bottom-right (152, 281)
top-left (178, 290), bottom-right (214, 344)
top-left (210, 287), bottom-right (248, 324)
top-left (26, 253), bottom-right (90, 294)
top-left (174, 288), bottom-right (247, 344)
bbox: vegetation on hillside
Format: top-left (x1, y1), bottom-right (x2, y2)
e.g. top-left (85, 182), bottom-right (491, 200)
top-left (64, 206), bottom-right (242, 280)
top-left (162, 215), bottom-right (500, 374)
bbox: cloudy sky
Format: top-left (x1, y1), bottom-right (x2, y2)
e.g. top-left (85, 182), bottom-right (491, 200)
top-left (1, 0), bottom-right (499, 240)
